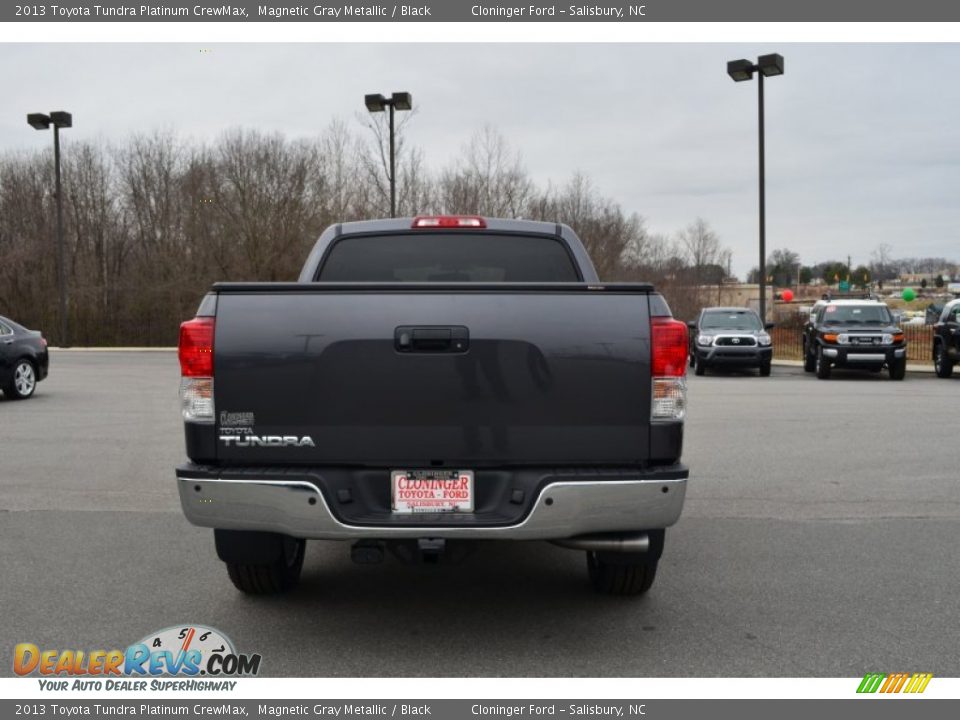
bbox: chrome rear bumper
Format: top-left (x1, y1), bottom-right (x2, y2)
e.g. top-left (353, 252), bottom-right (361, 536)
top-left (176, 471), bottom-right (687, 540)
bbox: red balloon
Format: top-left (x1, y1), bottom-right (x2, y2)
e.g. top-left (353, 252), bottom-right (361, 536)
top-left (782, 289), bottom-right (794, 303)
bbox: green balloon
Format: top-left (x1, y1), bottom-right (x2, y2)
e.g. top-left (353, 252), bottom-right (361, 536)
top-left (902, 288), bottom-right (916, 302)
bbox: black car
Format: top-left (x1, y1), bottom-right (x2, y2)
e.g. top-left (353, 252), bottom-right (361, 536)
top-left (687, 307), bottom-right (774, 377)
top-left (932, 298), bottom-right (960, 378)
top-left (802, 300), bottom-right (906, 380)
top-left (0, 315), bottom-right (49, 399)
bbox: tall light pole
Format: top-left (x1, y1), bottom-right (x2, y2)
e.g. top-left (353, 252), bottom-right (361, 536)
top-left (28, 111), bottom-right (72, 347)
top-left (727, 54), bottom-right (784, 323)
top-left (364, 92), bottom-right (412, 218)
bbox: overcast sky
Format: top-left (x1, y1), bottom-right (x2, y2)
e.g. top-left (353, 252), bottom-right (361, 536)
top-left (2, 43), bottom-right (958, 278)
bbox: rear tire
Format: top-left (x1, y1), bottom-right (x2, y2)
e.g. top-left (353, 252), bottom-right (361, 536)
top-left (889, 358), bottom-right (906, 381)
top-left (934, 343), bottom-right (953, 378)
top-left (2, 359), bottom-right (37, 399)
top-left (587, 552), bottom-right (658, 596)
top-left (815, 346), bottom-right (831, 379)
top-left (216, 530), bottom-right (305, 594)
top-left (587, 529), bottom-right (664, 597)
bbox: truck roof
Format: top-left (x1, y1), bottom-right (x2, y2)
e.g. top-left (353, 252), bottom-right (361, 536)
top-left (336, 216), bottom-right (565, 235)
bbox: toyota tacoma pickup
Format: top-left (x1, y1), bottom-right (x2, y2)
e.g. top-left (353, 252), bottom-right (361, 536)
top-left (687, 307), bottom-right (773, 377)
top-left (175, 216), bottom-right (690, 596)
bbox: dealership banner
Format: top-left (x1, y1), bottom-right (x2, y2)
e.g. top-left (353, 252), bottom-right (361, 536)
top-left (1, 699), bottom-right (959, 719)
top-left (6, 0), bottom-right (960, 22)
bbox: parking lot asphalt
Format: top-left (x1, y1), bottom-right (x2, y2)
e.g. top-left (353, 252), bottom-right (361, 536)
top-left (1, 351), bottom-right (958, 676)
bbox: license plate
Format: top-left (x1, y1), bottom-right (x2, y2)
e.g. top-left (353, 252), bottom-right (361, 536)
top-left (391, 470), bottom-right (474, 514)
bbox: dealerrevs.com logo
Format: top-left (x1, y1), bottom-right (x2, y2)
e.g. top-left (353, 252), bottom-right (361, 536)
top-left (14, 625), bottom-right (261, 685)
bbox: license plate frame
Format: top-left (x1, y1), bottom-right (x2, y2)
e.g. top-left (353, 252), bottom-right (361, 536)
top-left (391, 469), bottom-right (474, 514)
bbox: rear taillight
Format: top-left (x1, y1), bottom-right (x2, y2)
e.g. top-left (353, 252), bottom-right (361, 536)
top-left (651, 317), bottom-right (688, 422)
top-left (651, 317), bottom-right (689, 377)
top-left (412, 215), bottom-right (486, 229)
top-left (178, 317), bottom-right (214, 423)
top-left (178, 317), bottom-right (214, 377)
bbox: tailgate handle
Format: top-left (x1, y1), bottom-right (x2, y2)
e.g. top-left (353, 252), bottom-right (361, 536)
top-left (395, 326), bottom-right (469, 353)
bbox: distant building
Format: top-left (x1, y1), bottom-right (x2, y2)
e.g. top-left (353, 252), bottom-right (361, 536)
top-left (694, 283), bottom-right (774, 311)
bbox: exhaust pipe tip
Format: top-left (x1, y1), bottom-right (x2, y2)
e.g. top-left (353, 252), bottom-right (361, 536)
top-left (551, 532), bottom-right (651, 554)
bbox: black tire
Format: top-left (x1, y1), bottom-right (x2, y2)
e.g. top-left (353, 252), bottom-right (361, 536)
top-left (889, 358), bottom-right (906, 381)
top-left (803, 340), bottom-right (816, 373)
top-left (694, 359), bottom-right (706, 376)
top-left (2, 359), bottom-right (37, 399)
top-left (587, 529), bottom-right (664, 597)
top-left (222, 534), bottom-right (305, 595)
top-left (934, 342), bottom-right (953, 378)
top-left (688, 352), bottom-right (695, 368)
top-left (587, 552), bottom-right (658, 596)
top-left (759, 360), bottom-right (771, 377)
top-left (815, 346), bottom-right (831, 379)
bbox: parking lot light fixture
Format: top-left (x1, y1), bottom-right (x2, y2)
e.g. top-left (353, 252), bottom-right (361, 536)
top-left (391, 92), bottom-right (413, 111)
top-left (364, 91), bottom-right (413, 218)
top-left (726, 54), bottom-right (784, 323)
top-left (27, 113), bottom-right (51, 130)
top-left (27, 110), bottom-right (72, 347)
top-left (364, 94), bottom-right (387, 113)
top-left (726, 59), bottom-right (754, 82)
top-left (757, 53), bottom-right (785, 77)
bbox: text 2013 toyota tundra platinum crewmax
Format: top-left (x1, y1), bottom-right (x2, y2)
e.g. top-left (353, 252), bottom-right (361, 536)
top-left (175, 216), bottom-right (690, 596)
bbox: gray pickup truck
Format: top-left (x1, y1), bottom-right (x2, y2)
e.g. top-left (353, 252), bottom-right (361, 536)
top-left (176, 216), bottom-right (690, 596)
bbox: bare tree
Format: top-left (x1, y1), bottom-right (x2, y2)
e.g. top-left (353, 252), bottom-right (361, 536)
top-left (63, 142), bottom-right (127, 343)
top-left (0, 152), bottom-right (56, 332)
top-left (357, 107), bottom-right (417, 216)
top-left (318, 119), bottom-right (364, 222)
top-left (870, 243), bottom-right (895, 281)
top-left (0, 124), bottom-right (781, 344)
top-left (438, 126), bottom-right (533, 217)
top-left (767, 247), bottom-right (801, 288)
top-left (678, 218), bottom-right (722, 275)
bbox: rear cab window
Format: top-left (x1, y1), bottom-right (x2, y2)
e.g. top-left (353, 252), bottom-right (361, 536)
top-left (317, 232), bottom-right (581, 282)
